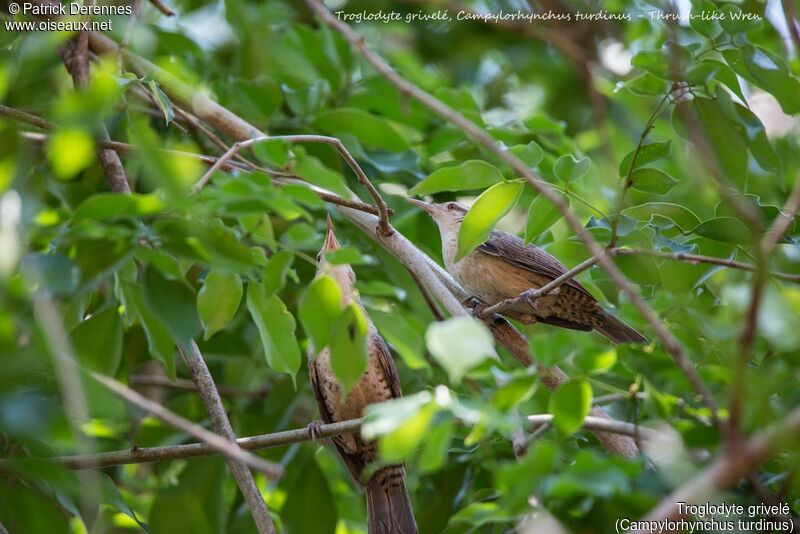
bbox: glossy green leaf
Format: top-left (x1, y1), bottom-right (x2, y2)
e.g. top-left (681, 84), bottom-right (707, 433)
top-left (508, 142), bottom-right (544, 168)
top-left (313, 107), bottom-right (409, 151)
top-left (409, 160), bottom-right (503, 196)
top-left (524, 192), bottom-right (568, 244)
top-left (246, 282), bottom-right (301, 385)
top-left (619, 141), bottom-right (670, 177)
top-left (426, 317), bottom-right (496, 384)
top-left (455, 181), bottom-right (524, 262)
top-left (554, 155), bottom-right (590, 183)
top-left (73, 193), bottom-right (164, 221)
top-left (71, 308), bottom-right (123, 375)
top-left (143, 267), bottom-right (201, 344)
top-left (298, 274), bottom-right (343, 351)
top-left (630, 168), bottom-right (678, 194)
top-left (329, 302), bottom-right (369, 396)
top-left (262, 251), bottom-right (295, 297)
top-left (148, 80), bottom-right (174, 125)
top-left (549, 379), bottom-right (593, 435)
top-left (197, 270), bottom-right (242, 340)
top-left (723, 46), bottom-right (800, 114)
top-left (692, 217), bottom-right (753, 244)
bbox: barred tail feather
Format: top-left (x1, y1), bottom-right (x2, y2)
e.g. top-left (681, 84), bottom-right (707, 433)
top-left (595, 313), bottom-right (647, 344)
top-left (366, 467), bottom-right (417, 534)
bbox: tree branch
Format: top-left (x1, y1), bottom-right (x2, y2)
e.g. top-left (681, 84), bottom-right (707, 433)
top-left (306, 0), bottom-right (721, 431)
top-left (89, 371), bottom-right (282, 481)
top-left (32, 412), bottom-right (656, 471)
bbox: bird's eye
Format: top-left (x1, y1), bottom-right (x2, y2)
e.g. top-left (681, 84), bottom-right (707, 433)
top-left (316, 253), bottom-right (322, 262)
top-left (447, 203), bottom-right (457, 211)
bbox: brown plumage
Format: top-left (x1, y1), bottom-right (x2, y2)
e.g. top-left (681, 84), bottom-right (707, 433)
top-left (309, 216), bottom-right (417, 534)
top-left (408, 199), bottom-right (646, 344)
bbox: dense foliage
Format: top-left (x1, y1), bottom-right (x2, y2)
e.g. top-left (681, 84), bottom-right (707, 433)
top-left (0, 0), bottom-right (798, 532)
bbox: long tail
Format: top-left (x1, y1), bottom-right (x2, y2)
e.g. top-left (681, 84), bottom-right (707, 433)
top-left (366, 466), bottom-right (417, 534)
top-left (595, 312), bottom-right (647, 344)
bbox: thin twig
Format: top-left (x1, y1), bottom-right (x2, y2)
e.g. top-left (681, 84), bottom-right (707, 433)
top-left (0, 104), bottom-right (53, 129)
top-left (611, 247), bottom-right (800, 284)
top-left (33, 412), bottom-right (654, 470)
top-left (307, 0), bottom-right (721, 430)
top-left (89, 371), bottom-right (282, 481)
top-left (194, 134), bottom-right (394, 236)
top-left (129, 375), bottom-right (271, 399)
top-left (609, 91), bottom-right (674, 248)
top-left (148, 0), bottom-right (175, 17)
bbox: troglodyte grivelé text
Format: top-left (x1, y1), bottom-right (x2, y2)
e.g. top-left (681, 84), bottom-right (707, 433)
top-left (308, 216), bottom-right (418, 534)
top-left (408, 199), bottom-right (646, 344)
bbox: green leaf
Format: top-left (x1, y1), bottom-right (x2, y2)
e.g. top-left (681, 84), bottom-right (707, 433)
top-left (723, 46), bottom-right (800, 115)
top-left (614, 254), bottom-right (661, 285)
top-left (73, 193), bottom-right (164, 221)
top-left (131, 285), bottom-right (176, 379)
top-left (143, 267), bottom-right (201, 344)
top-left (21, 253), bottom-right (79, 296)
top-left (371, 310), bottom-right (428, 370)
top-left (379, 402), bottom-right (438, 462)
top-left (631, 50), bottom-right (669, 79)
top-left (252, 138), bottom-right (289, 167)
top-left (148, 80), bottom-right (174, 125)
top-left (630, 168), bottom-right (678, 194)
top-left (298, 274), bottom-right (343, 351)
top-left (246, 282), bottom-right (301, 385)
top-left (313, 107), bottom-right (409, 151)
top-left (149, 458), bottom-right (225, 534)
top-left (693, 96), bottom-right (748, 184)
top-left (418, 415), bottom-right (455, 473)
top-left (329, 302), bottom-right (369, 396)
top-left (262, 250), bottom-right (295, 297)
top-left (549, 379), bottom-right (592, 435)
top-left (623, 202), bottom-right (701, 230)
top-left (324, 246), bottom-right (374, 266)
top-left (281, 455), bottom-right (338, 534)
top-left (409, 160), bottom-right (503, 196)
top-left (524, 192), bottom-right (568, 244)
top-left (71, 308), bottom-right (123, 375)
top-left (692, 217), bottom-right (753, 244)
top-left (455, 181), bottom-right (524, 262)
top-left (573, 348), bottom-right (617, 375)
top-left (197, 270), bottom-right (242, 340)
top-left (425, 316), bottom-right (496, 384)
top-left (508, 142), bottom-right (544, 168)
top-left (554, 155), bottom-right (590, 183)
top-left (623, 73), bottom-right (669, 96)
top-left (703, 59), bottom-right (745, 102)
top-left (47, 128), bottom-right (95, 180)
top-left (619, 141), bottom-right (670, 177)
top-left (293, 154), bottom-right (351, 198)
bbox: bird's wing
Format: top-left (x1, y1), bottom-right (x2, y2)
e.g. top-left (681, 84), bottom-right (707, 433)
top-left (309, 355), bottom-right (368, 484)
top-left (372, 331), bottom-right (403, 399)
top-left (478, 231), bottom-right (596, 300)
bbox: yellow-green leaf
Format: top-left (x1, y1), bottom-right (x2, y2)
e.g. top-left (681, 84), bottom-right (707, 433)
top-left (197, 270), bottom-right (243, 340)
top-left (455, 181), bottom-right (524, 262)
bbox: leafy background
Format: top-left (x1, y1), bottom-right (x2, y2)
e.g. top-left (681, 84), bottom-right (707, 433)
top-left (0, 0), bottom-right (799, 532)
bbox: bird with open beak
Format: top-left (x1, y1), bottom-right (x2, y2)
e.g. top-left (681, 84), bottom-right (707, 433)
top-left (408, 199), bottom-right (646, 344)
top-left (309, 215), bottom-right (417, 534)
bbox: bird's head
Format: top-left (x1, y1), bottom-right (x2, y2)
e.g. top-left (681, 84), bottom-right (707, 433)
top-left (406, 199), bottom-right (467, 237)
top-left (316, 214), bottom-right (356, 303)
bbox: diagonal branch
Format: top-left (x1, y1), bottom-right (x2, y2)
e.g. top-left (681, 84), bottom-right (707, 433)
top-left (89, 371), bottom-right (282, 480)
top-left (306, 0), bottom-right (719, 428)
top-left (129, 374), bottom-right (271, 399)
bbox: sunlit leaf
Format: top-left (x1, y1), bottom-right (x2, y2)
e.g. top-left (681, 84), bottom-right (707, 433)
top-left (409, 160), bottom-right (503, 196)
top-left (549, 379), bottom-right (592, 435)
top-left (197, 270), bottom-right (242, 340)
top-left (455, 181), bottom-right (524, 262)
top-left (426, 317), bottom-right (496, 384)
top-left (246, 282), bottom-right (301, 385)
top-left (329, 302), bottom-right (369, 396)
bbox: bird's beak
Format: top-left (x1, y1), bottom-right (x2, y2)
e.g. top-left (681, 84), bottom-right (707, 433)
top-left (321, 213), bottom-right (340, 256)
top-left (406, 197), bottom-right (435, 214)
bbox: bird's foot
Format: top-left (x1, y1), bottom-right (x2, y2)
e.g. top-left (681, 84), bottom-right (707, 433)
top-left (521, 289), bottom-right (541, 310)
top-left (306, 420), bottom-right (325, 443)
top-left (462, 296), bottom-right (488, 315)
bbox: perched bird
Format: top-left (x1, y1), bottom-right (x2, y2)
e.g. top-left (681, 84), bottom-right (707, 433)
top-left (408, 199), bottom-right (646, 344)
top-left (308, 216), bottom-right (417, 534)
